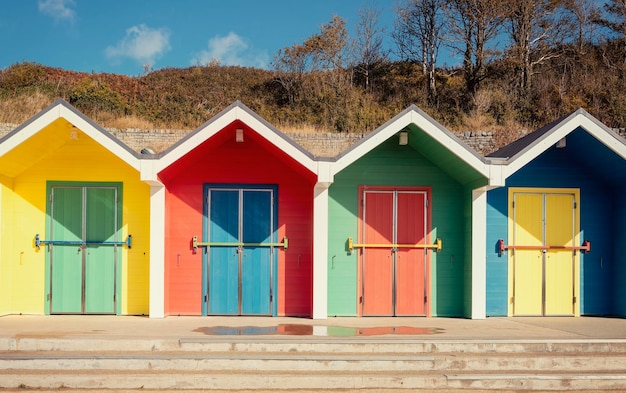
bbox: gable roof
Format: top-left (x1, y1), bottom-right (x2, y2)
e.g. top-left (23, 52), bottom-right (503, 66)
top-left (155, 101), bottom-right (318, 175)
top-left (332, 105), bottom-right (490, 185)
top-left (486, 108), bottom-right (626, 180)
top-left (0, 98), bottom-right (141, 175)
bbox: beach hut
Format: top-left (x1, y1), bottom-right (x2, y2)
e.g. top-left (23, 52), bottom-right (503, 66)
top-left (326, 106), bottom-right (493, 318)
top-left (149, 101), bottom-right (329, 317)
top-left (486, 109), bottom-right (626, 317)
top-left (0, 99), bottom-right (150, 315)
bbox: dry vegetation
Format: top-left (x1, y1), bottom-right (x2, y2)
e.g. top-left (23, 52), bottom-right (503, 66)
top-left (1, 39), bottom-right (626, 146)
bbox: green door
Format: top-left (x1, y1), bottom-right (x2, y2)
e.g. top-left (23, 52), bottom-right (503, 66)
top-left (49, 185), bottom-right (118, 314)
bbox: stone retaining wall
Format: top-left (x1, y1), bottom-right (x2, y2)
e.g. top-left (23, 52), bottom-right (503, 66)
top-left (1, 123), bottom-right (624, 158)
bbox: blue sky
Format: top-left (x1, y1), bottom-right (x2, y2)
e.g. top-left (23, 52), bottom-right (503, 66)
top-left (1, 0), bottom-right (398, 76)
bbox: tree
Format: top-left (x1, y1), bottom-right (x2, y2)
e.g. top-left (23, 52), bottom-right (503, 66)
top-left (271, 44), bottom-right (309, 105)
top-left (597, 0), bottom-right (626, 66)
top-left (443, 0), bottom-right (507, 97)
top-left (564, 0), bottom-right (602, 54)
top-left (504, 0), bottom-right (568, 94)
top-left (393, 0), bottom-right (445, 101)
top-left (353, 3), bottom-right (387, 90)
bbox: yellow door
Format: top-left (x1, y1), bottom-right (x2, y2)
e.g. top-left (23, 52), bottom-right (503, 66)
top-left (511, 190), bottom-right (578, 316)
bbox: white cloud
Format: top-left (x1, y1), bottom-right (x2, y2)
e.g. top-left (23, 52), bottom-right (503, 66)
top-left (105, 24), bottom-right (171, 66)
top-left (38, 0), bottom-right (76, 22)
top-left (192, 32), bottom-right (269, 69)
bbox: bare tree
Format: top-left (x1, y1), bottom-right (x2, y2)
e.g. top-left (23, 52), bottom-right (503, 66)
top-left (443, 0), bottom-right (507, 96)
top-left (353, 3), bottom-right (387, 90)
top-left (596, 0), bottom-right (626, 67)
top-left (505, 0), bottom-right (568, 94)
top-left (563, 0), bottom-right (602, 54)
top-left (271, 44), bottom-right (309, 105)
top-left (393, 0), bottom-right (445, 101)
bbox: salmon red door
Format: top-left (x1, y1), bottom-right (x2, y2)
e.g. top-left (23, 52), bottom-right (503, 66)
top-left (361, 188), bottom-right (429, 316)
top-left (206, 186), bottom-right (275, 316)
top-left (49, 185), bottom-right (118, 315)
top-left (511, 190), bottom-right (577, 316)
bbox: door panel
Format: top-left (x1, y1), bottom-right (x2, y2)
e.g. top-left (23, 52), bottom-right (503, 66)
top-left (208, 190), bottom-right (240, 315)
top-left (84, 188), bottom-right (116, 313)
top-left (50, 187), bottom-right (83, 314)
top-left (395, 192), bottom-right (426, 316)
top-left (241, 190), bottom-right (272, 315)
top-left (513, 193), bottom-right (543, 316)
top-left (362, 192), bottom-right (394, 316)
top-left (544, 194), bottom-right (574, 316)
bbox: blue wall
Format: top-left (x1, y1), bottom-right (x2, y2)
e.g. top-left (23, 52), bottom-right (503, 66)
top-left (486, 131), bottom-right (618, 316)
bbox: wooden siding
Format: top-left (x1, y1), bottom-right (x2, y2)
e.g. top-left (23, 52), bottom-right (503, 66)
top-left (0, 119), bottom-right (150, 315)
top-left (486, 187), bottom-right (509, 316)
top-left (328, 137), bottom-right (470, 317)
top-left (486, 133), bottom-right (619, 316)
top-left (615, 184), bottom-right (626, 316)
top-left (160, 122), bottom-right (316, 317)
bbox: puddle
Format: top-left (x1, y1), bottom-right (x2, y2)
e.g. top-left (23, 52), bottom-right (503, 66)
top-left (193, 324), bottom-right (443, 336)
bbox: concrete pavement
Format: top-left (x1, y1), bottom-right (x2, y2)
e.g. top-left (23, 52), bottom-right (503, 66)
top-left (1, 315), bottom-right (626, 346)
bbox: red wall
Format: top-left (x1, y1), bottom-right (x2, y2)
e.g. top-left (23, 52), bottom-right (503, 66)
top-left (161, 121), bottom-right (316, 316)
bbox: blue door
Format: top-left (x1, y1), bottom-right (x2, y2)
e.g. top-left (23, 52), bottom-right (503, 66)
top-left (206, 187), bottom-right (274, 315)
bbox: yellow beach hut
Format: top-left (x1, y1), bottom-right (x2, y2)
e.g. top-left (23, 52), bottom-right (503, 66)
top-left (0, 99), bottom-right (150, 315)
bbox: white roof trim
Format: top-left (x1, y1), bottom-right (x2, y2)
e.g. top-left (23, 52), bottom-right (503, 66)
top-left (501, 110), bottom-right (626, 180)
top-left (156, 102), bottom-right (318, 175)
top-left (332, 106), bottom-right (489, 178)
top-left (0, 99), bottom-right (140, 171)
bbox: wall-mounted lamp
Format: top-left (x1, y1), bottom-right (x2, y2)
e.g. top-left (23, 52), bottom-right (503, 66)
top-left (236, 128), bottom-right (244, 142)
top-left (556, 137), bottom-right (566, 148)
top-left (399, 131), bottom-right (408, 145)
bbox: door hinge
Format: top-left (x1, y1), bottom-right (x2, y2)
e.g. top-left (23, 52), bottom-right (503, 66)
top-left (424, 295), bottom-right (428, 303)
top-left (512, 200), bottom-right (515, 208)
top-left (270, 292), bottom-right (273, 302)
top-left (510, 296), bottom-right (515, 304)
top-left (573, 201), bottom-right (577, 209)
top-left (47, 293), bottom-right (51, 301)
top-left (204, 294), bottom-right (208, 303)
top-left (573, 296), bottom-right (577, 304)
top-left (425, 199), bottom-right (429, 208)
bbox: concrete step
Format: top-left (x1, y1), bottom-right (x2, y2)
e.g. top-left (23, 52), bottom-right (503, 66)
top-left (5, 336), bottom-right (626, 354)
top-left (3, 369), bottom-right (626, 391)
top-left (2, 339), bottom-right (626, 390)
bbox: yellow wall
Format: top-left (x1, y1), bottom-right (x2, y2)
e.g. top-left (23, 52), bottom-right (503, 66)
top-left (0, 119), bottom-right (150, 315)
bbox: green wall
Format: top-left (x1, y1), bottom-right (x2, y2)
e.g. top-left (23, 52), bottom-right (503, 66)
top-left (327, 137), bottom-right (472, 317)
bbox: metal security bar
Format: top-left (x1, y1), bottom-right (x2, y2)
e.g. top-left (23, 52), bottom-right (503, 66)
top-left (347, 237), bottom-right (442, 254)
top-left (192, 235), bottom-right (288, 253)
top-left (498, 238), bottom-right (590, 256)
top-left (35, 233), bottom-right (132, 250)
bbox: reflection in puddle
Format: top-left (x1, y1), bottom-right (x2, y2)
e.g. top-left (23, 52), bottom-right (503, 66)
top-left (193, 324), bottom-right (443, 336)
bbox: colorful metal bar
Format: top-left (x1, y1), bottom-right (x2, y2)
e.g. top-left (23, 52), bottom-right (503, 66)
top-left (192, 235), bottom-right (288, 253)
top-left (498, 238), bottom-right (590, 256)
top-left (347, 237), bottom-right (442, 254)
top-left (34, 233), bottom-right (132, 250)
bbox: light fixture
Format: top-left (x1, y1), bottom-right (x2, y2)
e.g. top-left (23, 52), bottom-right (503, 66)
top-left (399, 131), bottom-right (408, 145)
top-left (236, 128), bottom-right (244, 142)
top-left (69, 127), bottom-right (79, 140)
top-left (556, 137), bottom-right (566, 148)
